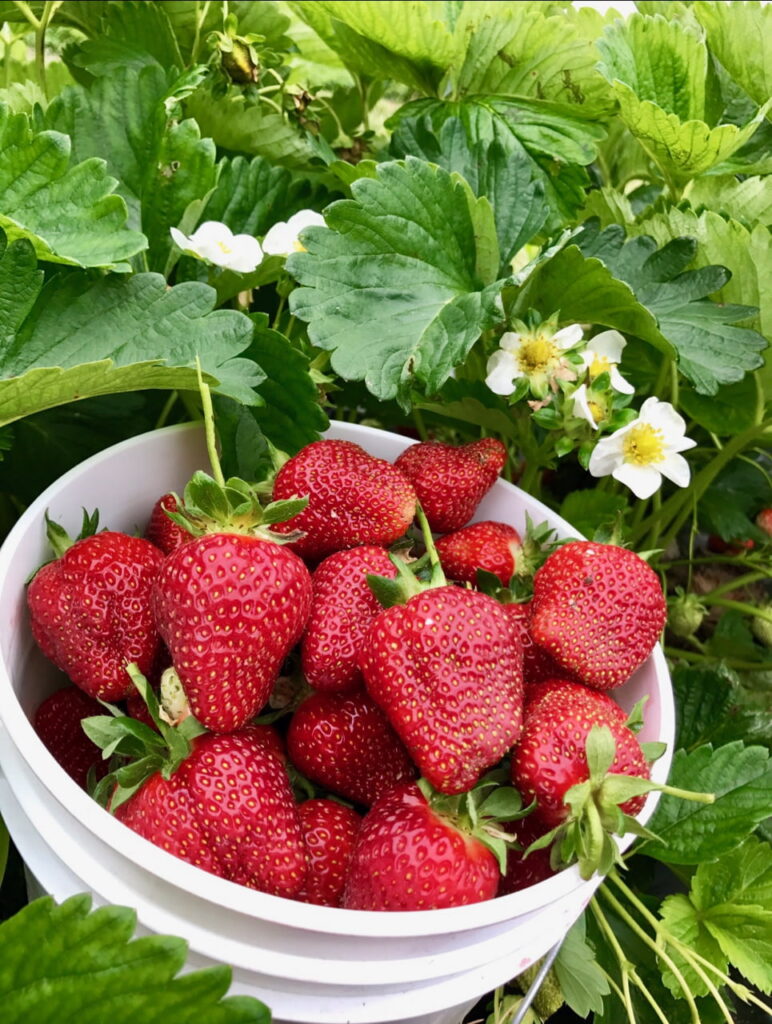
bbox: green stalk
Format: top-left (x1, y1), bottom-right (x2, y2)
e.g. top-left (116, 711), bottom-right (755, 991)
top-left (191, 0), bottom-right (212, 64)
top-left (702, 596), bottom-right (772, 624)
top-left (196, 360), bottom-right (225, 488)
top-left (703, 570), bottom-right (771, 599)
top-left (664, 646), bottom-right (772, 671)
top-left (589, 898), bottom-right (640, 1024)
top-left (598, 881), bottom-right (701, 1024)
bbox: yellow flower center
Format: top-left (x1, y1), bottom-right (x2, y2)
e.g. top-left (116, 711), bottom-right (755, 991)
top-left (589, 354), bottom-right (611, 378)
top-left (622, 423), bottom-right (666, 466)
top-left (216, 240), bottom-right (233, 255)
top-left (588, 399), bottom-right (605, 423)
top-left (517, 337), bottom-right (557, 375)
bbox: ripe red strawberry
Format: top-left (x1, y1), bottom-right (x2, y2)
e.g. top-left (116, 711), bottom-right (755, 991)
top-left (153, 531), bottom-right (312, 732)
top-left (530, 541), bottom-right (666, 690)
top-left (511, 692), bottom-right (649, 830)
top-left (302, 545), bottom-right (397, 692)
top-left (435, 520), bottom-right (522, 586)
top-left (145, 493), bottom-right (192, 554)
top-left (707, 534), bottom-right (755, 556)
top-left (106, 709), bottom-right (308, 898)
top-left (286, 689), bottom-right (416, 806)
top-left (272, 440), bottom-right (417, 561)
top-left (34, 687), bottom-right (107, 789)
top-left (360, 585), bottom-right (523, 794)
top-left (27, 529), bottom-right (164, 701)
top-left (523, 677), bottom-right (627, 723)
top-left (497, 815), bottom-right (556, 896)
top-left (295, 799), bottom-right (361, 907)
top-left (394, 438), bottom-right (506, 533)
top-left (343, 782), bottom-right (500, 911)
top-left (504, 602), bottom-right (577, 686)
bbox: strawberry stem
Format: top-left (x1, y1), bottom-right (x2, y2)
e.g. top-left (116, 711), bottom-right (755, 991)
top-left (414, 502), bottom-right (447, 587)
top-left (196, 357), bottom-right (226, 488)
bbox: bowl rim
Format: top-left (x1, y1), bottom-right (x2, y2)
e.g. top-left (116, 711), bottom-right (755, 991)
top-left (0, 421), bottom-right (676, 938)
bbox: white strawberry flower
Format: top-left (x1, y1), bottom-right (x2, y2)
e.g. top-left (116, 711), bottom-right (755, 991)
top-left (262, 209), bottom-right (326, 256)
top-left (486, 322), bottom-right (583, 397)
top-left (170, 221), bottom-right (263, 273)
top-left (588, 397), bottom-right (697, 499)
top-left (580, 329), bottom-right (634, 395)
top-left (572, 384), bottom-right (609, 430)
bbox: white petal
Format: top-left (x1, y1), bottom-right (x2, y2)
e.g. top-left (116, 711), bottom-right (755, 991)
top-left (588, 433), bottom-right (625, 477)
top-left (286, 209), bottom-right (326, 232)
top-left (498, 331), bottom-right (523, 353)
top-left (572, 385), bottom-right (598, 429)
top-left (659, 452), bottom-right (692, 488)
top-left (189, 221), bottom-right (234, 247)
top-left (485, 350), bottom-right (522, 395)
top-left (612, 462), bottom-right (663, 499)
top-left (170, 227), bottom-right (191, 250)
top-left (639, 397), bottom-right (688, 442)
top-left (220, 234), bottom-right (263, 273)
top-left (609, 365), bottom-right (635, 395)
top-left (553, 323), bottom-right (584, 349)
top-left (587, 329), bottom-right (626, 363)
top-left (261, 221), bottom-right (295, 255)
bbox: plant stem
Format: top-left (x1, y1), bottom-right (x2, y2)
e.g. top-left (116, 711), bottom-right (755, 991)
top-left (154, 391), bottom-right (178, 430)
top-left (195, 361), bottom-right (224, 487)
top-left (704, 570), bottom-right (770, 599)
top-left (589, 899), bottom-right (638, 1024)
top-left (598, 879), bottom-right (701, 1024)
top-left (704, 597), bottom-right (772, 623)
top-left (664, 646), bottom-right (772, 671)
top-left (412, 406), bottom-right (429, 441)
top-left (191, 0), bottom-right (211, 64)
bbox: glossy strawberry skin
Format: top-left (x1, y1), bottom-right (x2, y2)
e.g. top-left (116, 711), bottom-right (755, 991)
top-left (272, 440), bottom-right (417, 562)
top-left (511, 693), bottom-right (649, 828)
top-left (27, 531), bottom-right (164, 701)
top-left (286, 690), bottom-right (416, 807)
top-left (302, 545), bottom-right (397, 692)
top-left (394, 438), bottom-right (507, 533)
top-left (530, 541), bottom-right (667, 690)
top-left (504, 602), bottom-right (577, 686)
top-left (435, 520), bottom-right (522, 586)
top-left (360, 586), bottom-right (524, 795)
top-left (34, 687), bottom-right (106, 790)
top-left (295, 799), bottom-right (361, 907)
top-left (757, 508), bottom-right (772, 537)
top-left (497, 815), bottom-right (557, 896)
top-left (523, 677), bottom-right (627, 723)
top-left (115, 725), bottom-right (307, 897)
top-left (152, 532), bottom-right (312, 733)
top-left (145, 493), bottom-right (192, 555)
top-left (343, 782), bottom-right (499, 911)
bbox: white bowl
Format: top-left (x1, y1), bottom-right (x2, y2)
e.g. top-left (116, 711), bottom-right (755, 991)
top-left (0, 421), bottom-right (675, 1024)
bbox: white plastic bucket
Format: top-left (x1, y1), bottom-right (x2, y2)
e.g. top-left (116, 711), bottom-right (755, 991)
top-left (0, 422), bottom-right (675, 1024)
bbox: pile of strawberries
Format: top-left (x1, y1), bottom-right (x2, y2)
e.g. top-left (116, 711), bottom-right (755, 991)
top-left (28, 433), bottom-right (668, 911)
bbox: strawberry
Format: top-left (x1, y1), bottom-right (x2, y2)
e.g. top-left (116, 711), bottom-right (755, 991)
top-left (523, 677), bottom-right (627, 723)
top-left (343, 780), bottom-right (517, 911)
top-left (757, 508), bottom-right (772, 538)
top-left (435, 520), bottom-right (522, 586)
top-left (34, 687), bottom-right (107, 789)
top-left (27, 522), bottom-right (164, 701)
top-left (302, 545), bottom-right (397, 692)
top-left (271, 439), bottom-right (417, 561)
top-left (295, 799), bottom-right (361, 907)
top-left (530, 541), bottom-right (666, 690)
top-left (503, 602), bottom-right (575, 686)
top-left (394, 438), bottom-right (506, 533)
top-left (88, 668), bottom-right (307, 897)
top-left (707, 534), bottom-right (755, 556)
top-left (286, 689), bottom-right (416, 806)
top-left (145, 493), bottom-right (193, 554)
top-left (361, 584), bottom-right (523, 795)
top-left (497, 815), bottom-right (557, 896)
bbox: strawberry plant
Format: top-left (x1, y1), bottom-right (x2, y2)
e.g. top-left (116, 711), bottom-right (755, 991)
top-left (0, 2), bottom-right (771, 1024)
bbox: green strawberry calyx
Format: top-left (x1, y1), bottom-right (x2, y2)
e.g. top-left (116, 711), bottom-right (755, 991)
top-left (82, 663), bottom-right (207, 813)
top-left (366, 502), bottom-right (447, 608)
top-left (526, 726), bottom-right (715, 881)
top-left (418, 770), bottom-right (536, 874)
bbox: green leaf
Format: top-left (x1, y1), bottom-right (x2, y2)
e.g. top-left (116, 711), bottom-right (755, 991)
top-left (678, 377), bottom-right (760, 436)
top-left (659, 892), bottom-right (729, 997)
top-left (287, 157), bottom-right (504, 405)
top-left (641, 741), bottom-right (772, 864)
top-left (660, 835), bottom-right (772, 996)
top-left (184, 82), bottom-right (320, 169)
top-left (390, 96), bottom-right (606, 232)
top-left (685, 175), bottom-right (772, 229)
top-left (671, 662), bottom-right (739, 752)
top-left (699, 459), bottom-right (772, 543)
top-left (575, 222), bottom-right (767, 395)
top-left (559, 491), bottom-right (628, 539)
top-left (0, 232), bottom-right (261, 426)
top-left (597, 12), bottom-right (772, 184)
top-left (67, 0), bottom-right (184, 77)
top-left (389, 114), bottom-right (548, 270)
top-left (46, 65), bottom-right (217, 273)
top-left (0, 104), bottom-right (145, 269)
top-left (553, 914), bottom-right (610, 1018)
top-left (694, 0), bottom-right (772, 113)
top-left (449, 2), bottom-right (613, 117)
top-left (0, 894), bottom-right (269, 1024)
